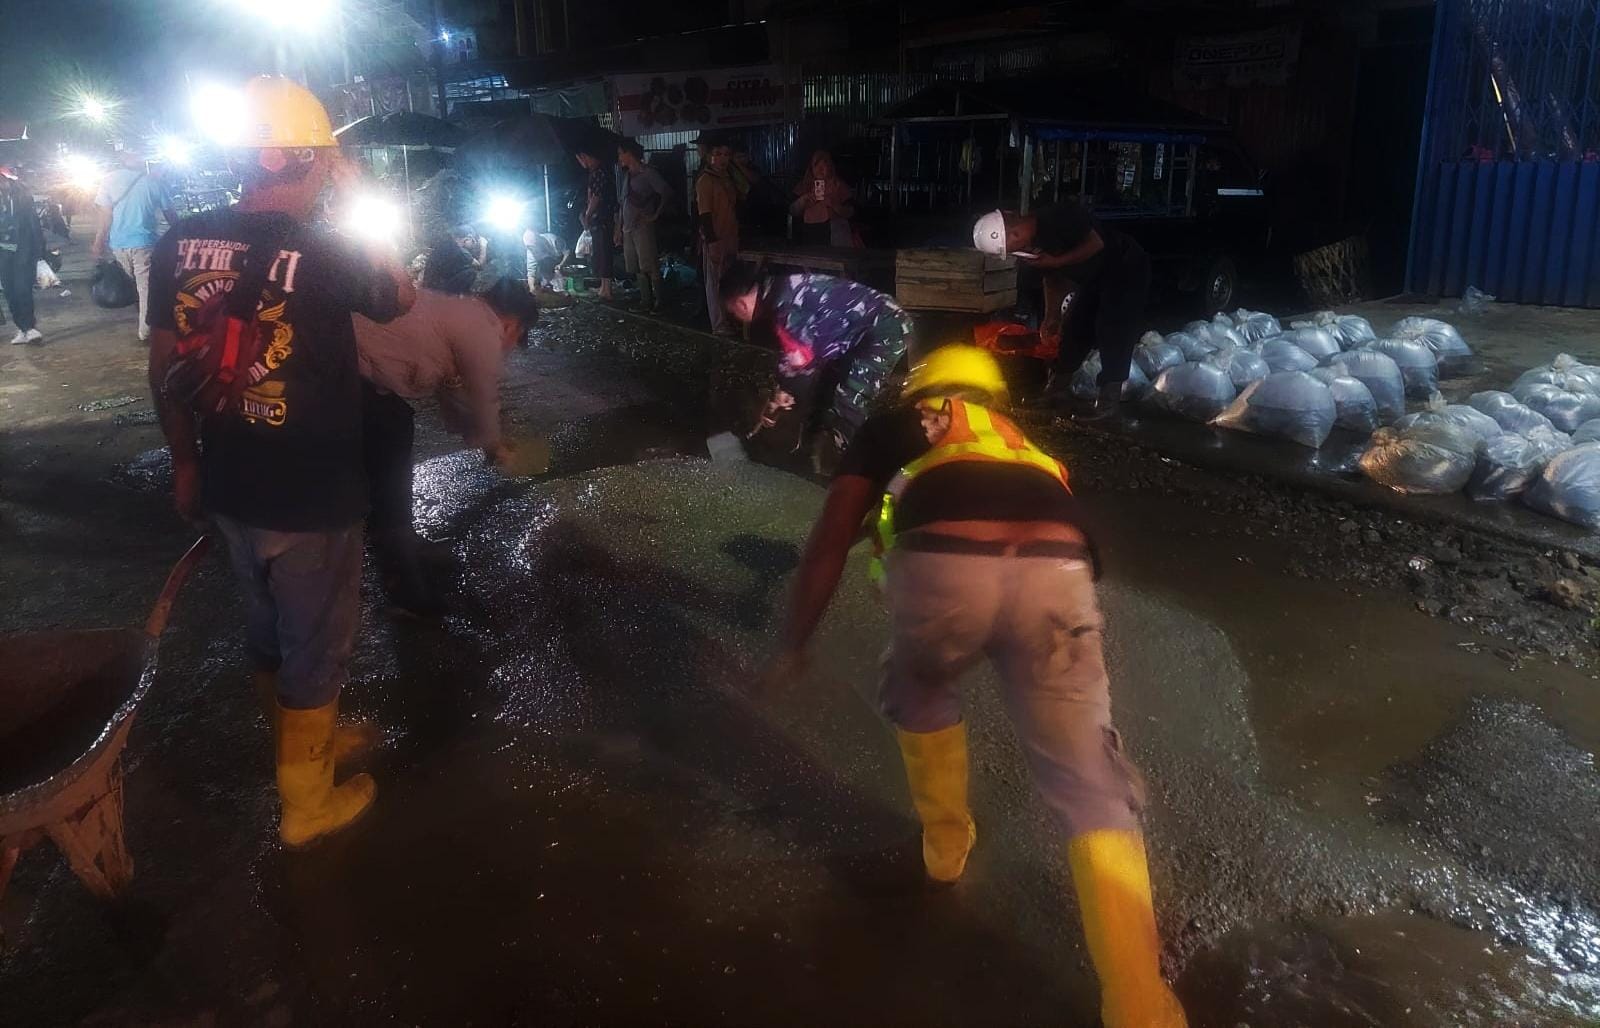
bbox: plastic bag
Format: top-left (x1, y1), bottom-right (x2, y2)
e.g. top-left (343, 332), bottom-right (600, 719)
top-left (1292, 310), bottom-right (1377, 350)
top-left (1229, 308), bottom-right (1281, 344)
top-left (1161, 330), bottom-right (1218, 361)
top-left (1359, 422), bottom-right (1481, 494)
top-left (1468, 427), bottom-right (1568, 501)
top-left (1259, 337), bottom-right (1320, 373)
top-left (1331, 350), bottom-right (1406, 424)
top-left (1392, 394), bottom-right (1503, 446)
top-left (90, 259), bottom-right (138, 309)
top-left (1514, 381), bottom-right (1600, 433)
top-left (1572, 419), bottom-right (1600, 445)
top-left (1211, 371), bottom-right (1338, 448)
top-left (1279, 326), bottom-right (1341, 363)
top-left (1457, 285), bottom-right (1495, 315)
top-left (1203, 316), bottom-right (1249, 351)
top-left (1363, 337), bottom-right (1439, 399)
top-left (1467, 390), bottom-right (1558, 436)
top-left (1143, 360), bottom-right (1238, 423)
top-left (1511, 354), bottom-right (1600, 397)
top-left (1133, 338), bottom-right (1186, 380)
top-left (1392, 316), bottom-right (1471, 371)
top-left (575, 229), bottom-right (594, 258)
top-left (1207, 346), bottom-right (1270, 391)
top-left (35, 259), bottom-right (60, 290)
top-left (1524, 443), bottom-right (1600, 528)
top-left (1071, 352), bottom-right (1150, 401)
top-left (1309, 366), bottom-right (1380, 435)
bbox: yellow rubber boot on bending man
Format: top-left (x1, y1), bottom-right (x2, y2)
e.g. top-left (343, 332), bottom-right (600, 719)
top-left (767, 345), bottom-right (1185, 1025)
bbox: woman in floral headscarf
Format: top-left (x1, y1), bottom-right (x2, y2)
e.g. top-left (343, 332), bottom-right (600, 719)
top-left (790, 150), bottom-right (855, 247)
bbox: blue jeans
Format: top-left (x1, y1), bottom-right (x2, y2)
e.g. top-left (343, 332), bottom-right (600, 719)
top-left (215, 516), bottom-right (364, 710)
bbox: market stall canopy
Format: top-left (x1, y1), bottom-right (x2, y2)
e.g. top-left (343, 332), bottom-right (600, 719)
top-left (886, 79), bottom-right (1226, 144)
top-left (456, 114), bottom-right (623, 170)
top-left (335, 111), bottom-right (466, 150)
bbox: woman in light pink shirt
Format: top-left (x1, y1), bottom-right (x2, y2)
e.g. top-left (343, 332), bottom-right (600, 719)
top-left (790, 150), bottom-right (856, 247)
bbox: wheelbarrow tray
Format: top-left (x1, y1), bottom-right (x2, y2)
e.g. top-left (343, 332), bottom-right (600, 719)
top-left (0, 628), bottom-right (155, 828)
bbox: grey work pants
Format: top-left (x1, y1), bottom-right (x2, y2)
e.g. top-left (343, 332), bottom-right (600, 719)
top-left (622, 222), bottom-right (661, 309)
top-left (113, 245), bottom-right (153, 341)
top-left (881, 548), bottom-right (1145, 836)
top-left (215, 515), bottom-right (364, 710)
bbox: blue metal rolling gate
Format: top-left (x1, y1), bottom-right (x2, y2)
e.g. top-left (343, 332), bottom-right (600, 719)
top-left (1408, 0), bottom-right (1600, 306)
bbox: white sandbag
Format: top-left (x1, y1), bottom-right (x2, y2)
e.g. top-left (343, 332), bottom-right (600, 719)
top-left (1292, 310), bottom-right (1377, 350)
top-left (1514, 381), bottom-right (1600, 433)
top-left (1392, 316), bottom-right (1472, 370)
top-left (35, 260), bottom-right (60, 290)
top-left (1208, 347), bottom-right (1271, 391)
top-left (1278, 326), bottom-right (1341, 363)
top-left (1392, 394), bottom-right (1503, 446)
top-left (1359, 421), bottom-right (1481, 495)
top-left (1211, 371), bottom-right (1338, 449)
top-left (1192, 319), bottom-right (1248, 352)
top-left (1467, 391), bottom-right (1557, 436)
top-left (1524, 443), bottom-right (1600, 528)
top-left (1468, 427), bottom-right (1569, 501)
top-left (1230, 308), bottom-right (1281, 344)
top-left (1259, 337), bottom-right (1320, 373)
top-left (1364, 337), bottom-right (1440, 399)
top-left (1332, 350), bottom-right (1406, 424)
top-left (1510, 354), bottom-right (1600, 397)
top-left (1133, 338), bottom-right (1186, 380)
top-left (1309, 366), bottom-right (1380, 435)
top-left (1143, 360), bottom-right (1238, 423)
top-left (1071, 352), bottom-right (1150, 401)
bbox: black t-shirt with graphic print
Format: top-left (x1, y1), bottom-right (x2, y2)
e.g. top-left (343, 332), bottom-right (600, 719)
top-left (148, 209), bottom-right (404, 531)
top-left (836, 403), bottom-right (1090, 535)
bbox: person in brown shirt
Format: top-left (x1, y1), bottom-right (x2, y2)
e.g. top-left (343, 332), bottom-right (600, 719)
top-left (695, 139), bottom-right (740, 336)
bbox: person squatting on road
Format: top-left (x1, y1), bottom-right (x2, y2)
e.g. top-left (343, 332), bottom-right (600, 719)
top-left (719, 264), bottom-right (911, 461)
top-left (973, 203), bottom-right (1151, 418)
top-left (354, 278), bottom-right (542, 617)
top-left (0, 162), bottom-right (46, 345)
top-left (92, 147), bottom-right (179, 344)
top-left (767, 345), bottom-right (1187, 1028)
top-left (146, 76), bottom-right (416, 848)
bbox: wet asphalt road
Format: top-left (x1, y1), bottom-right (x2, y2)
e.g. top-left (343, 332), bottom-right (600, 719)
top-left (4, 299), bottom-right (1600, 1026)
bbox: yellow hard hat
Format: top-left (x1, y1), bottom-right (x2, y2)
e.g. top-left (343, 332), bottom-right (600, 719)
top-left (902, 344), bottom-right (1009, 404)
top-left (240, 76), bottom-right (336, 149)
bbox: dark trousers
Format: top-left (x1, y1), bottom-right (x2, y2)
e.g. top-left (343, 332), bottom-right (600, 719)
top-left (0, 248), bottom-right (36, 332)
top-left (361, 383), bottom-right (421, 590)
top-left (1052, 247), bottom-right (1153, 387)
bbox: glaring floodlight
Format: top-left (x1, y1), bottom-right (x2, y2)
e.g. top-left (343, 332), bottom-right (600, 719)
top-left (485, 194), bottom-right (525, 232)
top-left (157, 135), bottom-right (193, 167)
top-left (80, 96), bottom-right (111, 123)
top-left (341, 193), bottom-right (403, 246)
top-left (61, 153), bottom-right (104, 192)
top-left (224, 0), bottom-right (336, 31)
top-left (189, 83), bottom-right (248, 146)
top-left (440, 30), bottom-right (451, 43)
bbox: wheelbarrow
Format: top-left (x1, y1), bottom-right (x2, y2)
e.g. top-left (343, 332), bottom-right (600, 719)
top-left (0, 536), bottom-right (209, 916)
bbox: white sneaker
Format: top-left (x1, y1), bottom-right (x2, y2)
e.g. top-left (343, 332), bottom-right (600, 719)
top-left (8, 330), bottom-right (25, 345)
top-left (22, 329), bottom-right (42, 344)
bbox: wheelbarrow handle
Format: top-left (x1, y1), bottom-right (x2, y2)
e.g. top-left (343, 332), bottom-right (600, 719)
top-left (144, 535), bottom-right (212, 638)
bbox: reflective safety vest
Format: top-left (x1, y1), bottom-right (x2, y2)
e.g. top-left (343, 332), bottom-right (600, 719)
top-left (868, 397), bottom-right (1072, 582)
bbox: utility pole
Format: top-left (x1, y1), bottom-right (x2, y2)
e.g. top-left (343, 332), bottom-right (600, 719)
top-left (429, 0), bottom-right (449, 118)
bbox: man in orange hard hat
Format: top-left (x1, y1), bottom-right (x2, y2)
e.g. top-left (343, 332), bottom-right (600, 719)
top-left (147, 76), bottom-right (415, 848)
top-left (768, 345), bottom-right (1187, 1028)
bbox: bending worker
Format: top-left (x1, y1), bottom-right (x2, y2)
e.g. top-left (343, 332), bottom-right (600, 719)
top-left (720, 263), bottom-right (910, 465)
top-left (355, 277), bottom-right (544, 617)
top-left (767, 345), bottom-right (1186, 1027)
top-left (973, 203), bottom-right (1150, 417)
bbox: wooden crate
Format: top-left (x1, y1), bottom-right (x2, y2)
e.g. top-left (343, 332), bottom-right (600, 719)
top-left (894, 248), bottom-right (1017, 313)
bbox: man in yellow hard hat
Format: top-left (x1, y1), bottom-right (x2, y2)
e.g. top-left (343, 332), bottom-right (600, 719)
top-left (147, 76), bottom-right (415, 848)
top-left (767, 345), bottom-right (1186, 1027)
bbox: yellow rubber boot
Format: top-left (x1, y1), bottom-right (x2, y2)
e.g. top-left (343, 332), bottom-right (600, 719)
top-left (254, 671), bottom-right (380, 765)
top-left (275, 698), bottom-right (377, 849)
top-left (895, 724), bottom-right (977, 882)
top-left (1067, 829), bottom-right (1188, 1028)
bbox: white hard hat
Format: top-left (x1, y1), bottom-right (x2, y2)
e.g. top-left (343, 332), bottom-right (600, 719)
top-left (973, 210), bottom-right (1008, 255)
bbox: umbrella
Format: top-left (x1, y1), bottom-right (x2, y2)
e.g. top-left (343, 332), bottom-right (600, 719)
top-left (456, 115), bottom-right (622, 170)
top-left (335, 112), bottom-right (466, 150)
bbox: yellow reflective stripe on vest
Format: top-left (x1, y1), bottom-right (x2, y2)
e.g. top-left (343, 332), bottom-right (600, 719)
top-left (868, 398), bottom-right (1071, 582)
